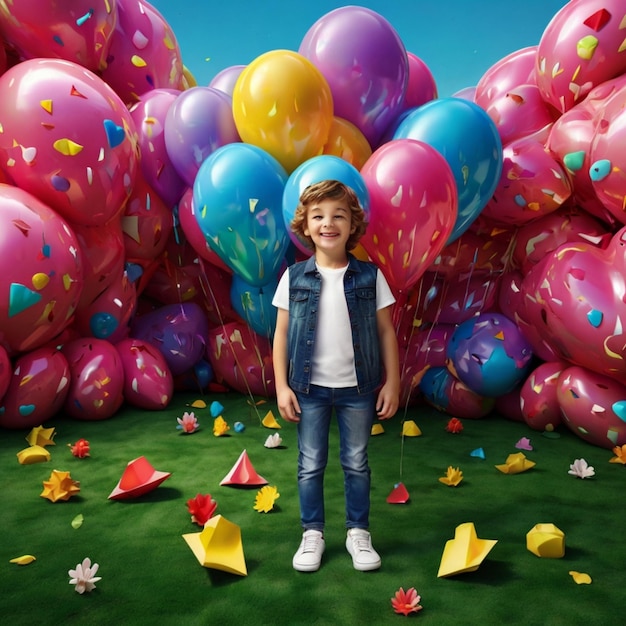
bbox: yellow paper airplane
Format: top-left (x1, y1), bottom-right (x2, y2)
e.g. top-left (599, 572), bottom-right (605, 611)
top-left (437, 522), bottom-right (497, 577)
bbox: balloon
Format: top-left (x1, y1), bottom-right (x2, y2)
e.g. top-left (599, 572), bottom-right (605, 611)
top-left (0, 346), bottom-right (70, 429)
top-left (130, 302), bottom-right (208, 376)
top-left (193, 143), bottom-right (289, 287)
top-left (164, 86), bottom-right (240, 187)
top-left (557, 366), bottom-right (626, 449)
top-left (232, 49), bottom-right (333, 173)
top-left (207, 321), bottom-right (274, 397)
top-left (121, 173), bottom-right (173, 261)
top-left (474, 46), bottom-right (538, 109)
top-left (62, 338), bottom-right (124, 420)
top-left (322, 117), bottom-right (372, 170)
top-left (536, 0), bottom-right (626, 112)
top-left (0, 344), bottom-right (10, 402)
top-left (446, 312), bottom-right (534, 397)
top-left (209, 65), bottom-right (245, 96)
top-left (0, 58), bottom-right (139, 226)
top-left (129, 88), bottom-right (187, 209)
top-left (0, 0), bottom-right (117, 72)
top-left (359, 139), bottom-right (457, 293)
top-left (230, 275), bottom-right (278, 339)
top-left (452, 86), bottom-right (476, 101)
top-left (0, 184), bottom-right (83, 356)
top-left (100, 0), bottom-right (184, 104)
top-left (115, 337), bottom-right (174, 410)
top-left (520, 361), bottom-right (566, 432)
top-left (394, 98), bottom-right (502, 242)
top-left (484, 84), bottom-right (559, 146)
top-left (481, 135), bottom-right (571, 226)
top-left (403, 52), bottom-right (437, 109)
top-left (282, 155), bottom-right (370, 256)
top-left (299, 6), bottom-right (408, 148)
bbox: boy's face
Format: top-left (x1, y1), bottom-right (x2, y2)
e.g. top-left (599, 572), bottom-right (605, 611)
top-left (304, 197), bottom-right (356, 255)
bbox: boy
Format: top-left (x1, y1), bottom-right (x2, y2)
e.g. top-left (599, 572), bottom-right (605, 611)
top-left (272, 179), bottom-right (400, 572)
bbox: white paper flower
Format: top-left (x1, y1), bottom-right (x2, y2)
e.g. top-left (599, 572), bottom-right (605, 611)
top-left (264, 433), bottom-right (282, 448)
top-left (68, 557), bottom-right (101, 594)
top-left (568, 458), bottom-right (595, 479)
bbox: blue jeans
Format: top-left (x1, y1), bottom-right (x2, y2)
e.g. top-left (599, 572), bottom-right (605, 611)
top-left (295, 385), bottom-right (376, 532)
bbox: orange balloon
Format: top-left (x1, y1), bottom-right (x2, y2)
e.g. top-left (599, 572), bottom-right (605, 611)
top-left (232, 50), bottom-right (333, 173)
top-left (323, 116), bottom-right (372, 169)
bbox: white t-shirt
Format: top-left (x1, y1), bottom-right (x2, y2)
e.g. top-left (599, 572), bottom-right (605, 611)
top-left (272, 263), bottom-right (395, 388)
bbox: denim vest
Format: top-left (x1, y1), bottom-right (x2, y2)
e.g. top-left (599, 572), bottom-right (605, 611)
top-left (287, 254), bottom-right (381, 395)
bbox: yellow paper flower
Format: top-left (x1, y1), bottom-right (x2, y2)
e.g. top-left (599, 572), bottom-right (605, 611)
top-left (253, 485), bottom-right (280, 513)
top-left (439, 466), bottom-right (463, 486)
top-left (40, 469), bottom-right (81, 502)
top-left (609, 444), bottom-right (626, 464)
top-left (25, 425), bottom-right (56, 447)
top-left (213, 416), bottom-right (230, 437)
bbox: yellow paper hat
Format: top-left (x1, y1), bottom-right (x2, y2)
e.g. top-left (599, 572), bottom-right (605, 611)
top-left (437, 522), bottom-right (498, 578)
top-left (526, 523), bottom-right (565, 558)
top-left (371, 423), bottom-right (385, 436)
top-left (262, 410), bottom-right (281, 429)
top-left (495, 452), bottom-right (536, 474)
top-left (402, 420), bottom-right (422, 437)
top-left (182, 514), bottom-right (247, 576)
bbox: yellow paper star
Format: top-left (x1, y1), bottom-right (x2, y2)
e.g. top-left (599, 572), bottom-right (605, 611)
top-left (439, 466), bottom-right (464, 486)
top-left (609, 444), bottom-right (626, 464)
top-left (40, 469), bottom-right (80, 502)
top-left (25, 425), bottom-right (56, 447)
top-left (253, 485), bottom-right (280, 513)
top-left (213, 416), bottom-right (230, 437)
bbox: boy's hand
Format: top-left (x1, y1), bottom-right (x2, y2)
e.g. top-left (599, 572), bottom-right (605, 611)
top-left (376, 383), bottom-right (399, 420)
top-left (276, 387), bottom-right (301, 423)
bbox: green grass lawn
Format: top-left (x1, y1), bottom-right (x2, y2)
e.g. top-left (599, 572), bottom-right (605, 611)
top-left (0, 391), bottom-right (623, 625)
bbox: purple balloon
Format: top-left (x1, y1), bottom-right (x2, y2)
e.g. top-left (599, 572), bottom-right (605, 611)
top-left (299, 6), bottom-right (408, 148)
top-left (209, 64), bottom-right (246, 96)
top-left (164, 86), bottom-right (241, 187)
top-left (130, 302), bottom-right (209, 376)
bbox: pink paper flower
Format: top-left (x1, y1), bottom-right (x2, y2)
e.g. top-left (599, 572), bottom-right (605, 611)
top-left (391, 586), bottom-right (423, 616)
top-left (68, 438), bottom-right (90, 458)
top-left (68, 557), bottom-right (101, 594)
top-left (186, 493), bottom-right (218, 526)
top-left (177, 411), bottom-right (199, 434)
top-left (445, 418), bottom-right (463, 434)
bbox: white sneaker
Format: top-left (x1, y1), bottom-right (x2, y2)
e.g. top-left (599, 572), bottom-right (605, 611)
top-left (293, 530), bottom-right (325, 572)
top-left (346, 529), bottom-right (381, 571)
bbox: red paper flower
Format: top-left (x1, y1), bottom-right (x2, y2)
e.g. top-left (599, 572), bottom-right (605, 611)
top-left (391, 586), bottom-right (423, 616)
top-left (186, 493), bottom-right (217, 526)
top-left (445, 418), bottom-right (463, 434)
top-left (68, 439), bottom-right (90, 458)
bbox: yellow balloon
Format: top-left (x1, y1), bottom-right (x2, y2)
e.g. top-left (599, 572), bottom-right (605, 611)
top-left (232, 50), bottom-right (333, 173)
top-left (323, 116), bottom-right (372, 170)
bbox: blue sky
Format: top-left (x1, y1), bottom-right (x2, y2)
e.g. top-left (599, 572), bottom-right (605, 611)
top-left (150, 0), bottom-right (568, 97)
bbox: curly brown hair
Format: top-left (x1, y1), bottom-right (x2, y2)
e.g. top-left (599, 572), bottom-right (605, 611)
top-left (290, 180), bottom-right (368, 251)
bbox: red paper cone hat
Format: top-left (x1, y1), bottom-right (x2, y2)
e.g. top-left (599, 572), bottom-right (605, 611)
top-left (108, 456), bottom-right (171, 500)
top-left (387, 482), bottom-right (410, 504)
top-left (220, 450), bottom-right (268, 486)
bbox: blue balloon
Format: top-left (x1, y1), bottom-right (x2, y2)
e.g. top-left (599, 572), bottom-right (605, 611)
top-left (394, 98), bottom-right (503, 243)
top-left (193, 143), bottom-right (289, 287)
top-left (282, 155), bottom-right (369, 254)
top-left (230, 274), bottom-right (278, 338)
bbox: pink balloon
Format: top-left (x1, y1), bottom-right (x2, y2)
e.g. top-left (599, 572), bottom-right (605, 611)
top-left (403, 52), bottom-right (437, 109)
top-left (209, 65), bottom-right (246, 96)
top-left (121, 173), bottom-right (173, 261)
top-left (0, 346), bottom-right (70, 429)
top-left (481, 135), bottom-right (572, 226)
top-left (474, 46), bottom-right (538, 109)
top-left (62, 338), bottom-right (125, 420)
top-left (73, 220), bottom-right (126, 309)
top-left (484, 84), bottom-right (559, 146)
top-left (0, 58), bottom-right (139, 226)
top-left (536, 0), bottom-right (626, 113)
top-left (100, 0), bottom-right (184, 105)
top-left (360, 139), bottom-right (457, 293)
top-left (452, 86), bottom-right (476, 101)
top-left (511, 206), bottom-right (610, 275)
top-left (129, 88), bottom-right (187, 209)
top-left (207, 321), bottom-right (274, 397)
top-left (0, 0), bottom-right (117, 72)
top-left (0, 184), bottom-right (83, 356)
top-left (494, 388), bottom-right (525, 423)
top-left (0, 344), bottom-right (10, 401)
top-left (164, 86), bottom-right (241, 187)
top-left (115, 337), bottom-right (173, 410)
top-left (299, 6), bottom-right (408, 147)
top-left (520, 361), bottom-right (566, 432)
top-left (557, 365), bottom-right (626, 448)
